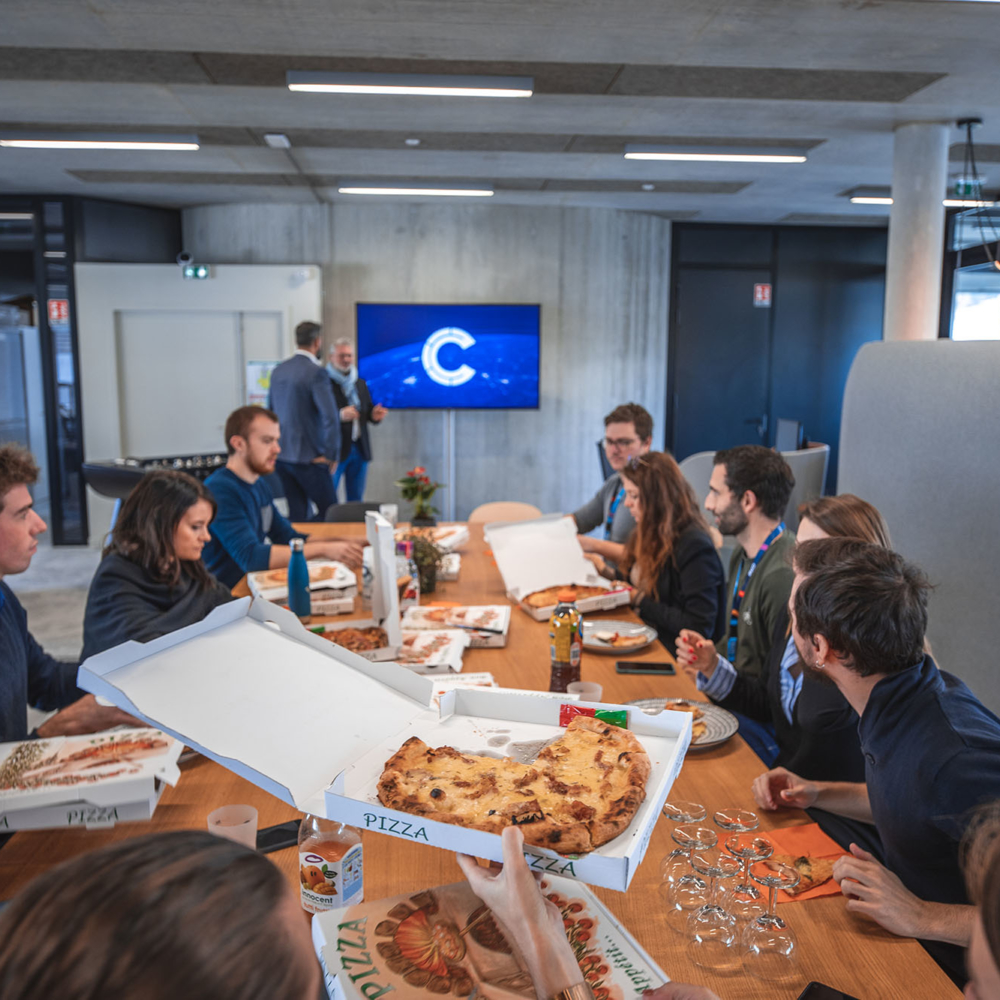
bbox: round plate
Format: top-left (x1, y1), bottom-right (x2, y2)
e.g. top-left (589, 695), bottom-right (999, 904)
top-left (626, 697), bottom-right (739, 749)
top-left (581, 618), bottom-right (657, 654)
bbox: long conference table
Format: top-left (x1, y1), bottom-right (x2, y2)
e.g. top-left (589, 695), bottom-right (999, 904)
top-left (0, 523), bottom-right (960, 999)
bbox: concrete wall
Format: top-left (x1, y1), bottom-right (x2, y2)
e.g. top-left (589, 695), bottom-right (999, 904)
top-left (183, 203), bottom-right (670, 520)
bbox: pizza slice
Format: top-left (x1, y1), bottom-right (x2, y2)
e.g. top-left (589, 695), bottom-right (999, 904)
top-left (769, 854), bottom-right (836, 895)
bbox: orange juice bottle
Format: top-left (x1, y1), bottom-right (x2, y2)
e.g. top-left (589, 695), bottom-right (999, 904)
top-left (297, 814), bottom-right (364, 913)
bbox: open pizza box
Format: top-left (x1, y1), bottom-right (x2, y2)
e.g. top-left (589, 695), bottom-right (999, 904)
top-left (484, 515), bottom-right (632, 621)
top-left (315, 511), bottom-right (402, 661)
top-left (397, 523), bottom-right (470, 553)
top-left (400, 604), bottom-right (511, 648)
top-left (77, 598), bottom-right (691, 892)
top-left (247, 559), bottom-right (358, 603)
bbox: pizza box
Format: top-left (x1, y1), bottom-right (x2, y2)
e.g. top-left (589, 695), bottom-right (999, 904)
top-left (0, 727), bottom-right (182, 830)
top-left (313, 512), bottom-right (402, 661)
top-left (312, 874), bottom-right (668, 1000)
top-left (76, 597), bottom-right (691, 892)
top-left (247, 559), bottom-right (357, 602)
top-left (397, 629), bottom-right (471, 674)
top-left (309, 593), bottom-right (356, 616)
top-left (397, 524), bottom-right (470, 553)
top-left (400, 604), bottom-right (511, 648)
top-left (484, 515), bottom-right (632, 621)
top-left (439, 552), bottom-right (461, 581)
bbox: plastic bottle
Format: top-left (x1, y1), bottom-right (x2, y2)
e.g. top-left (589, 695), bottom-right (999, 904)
top-left (549, 593), bottom-right (583, 692)
top-left (298, 814), bottom-right (364, 914)
top-left (396, 540), bottom-right (420, 610)
top-left (287, 537), bottom-right (311, 618)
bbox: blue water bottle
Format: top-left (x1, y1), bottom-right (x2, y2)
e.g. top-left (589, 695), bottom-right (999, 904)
top-left (287, 537), bottom-right (312, 618)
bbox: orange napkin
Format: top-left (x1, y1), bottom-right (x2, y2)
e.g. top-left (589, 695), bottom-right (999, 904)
top-left (764, 823), bottom-right (849, 903)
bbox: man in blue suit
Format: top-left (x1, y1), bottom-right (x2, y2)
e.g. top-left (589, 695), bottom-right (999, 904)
top-left (267, 321), bottom-right (341, 522)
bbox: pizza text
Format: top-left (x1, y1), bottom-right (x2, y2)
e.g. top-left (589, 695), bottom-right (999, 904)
top-left (362, 813), bottom-right (430, 841)
top-left (525, 852), bottom-right (577, 876)
top-left (336, 918), bottom-right (396, 1000)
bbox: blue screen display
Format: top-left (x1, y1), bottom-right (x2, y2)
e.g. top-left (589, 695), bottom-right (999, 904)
top-left (356, 303), bottom-right (540, 409)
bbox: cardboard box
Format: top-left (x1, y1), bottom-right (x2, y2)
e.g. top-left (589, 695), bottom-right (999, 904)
top-left (439, 552), bottom-right (461, 581)
top-left (309, 594), bottom-right (356, 617)
top-left (313, 875), bottom-right (668, 1000)
top-left (247, 560), bottom-right (357, 603)
top-left (0, 783), bottom-right (166, 832)
top-left (398, 629), bottom-right (471, 674)
top-left (485, 515), bottom-right (632, 621)
top-left (78, 598), bottom-right (690, 891)
top-left (400, 605), bottom-right (511, 648)
top-left (397, 524), bottom-right (470, 553)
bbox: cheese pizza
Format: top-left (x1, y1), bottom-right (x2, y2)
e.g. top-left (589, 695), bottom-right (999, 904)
top-left (523, 585), bottom-right (610, 609)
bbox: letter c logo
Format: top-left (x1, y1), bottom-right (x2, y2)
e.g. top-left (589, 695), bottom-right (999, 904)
top-left (421, 327), bottom-right (477, 387)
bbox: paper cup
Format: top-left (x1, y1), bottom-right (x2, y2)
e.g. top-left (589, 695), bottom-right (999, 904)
top-left (567, 681), bottom-right (603, 702)
top-left (207, 804), bottom-right (258, 850)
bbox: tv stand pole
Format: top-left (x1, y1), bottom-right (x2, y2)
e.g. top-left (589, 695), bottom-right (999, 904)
top-left (442, 409), bottom-right (457, 522)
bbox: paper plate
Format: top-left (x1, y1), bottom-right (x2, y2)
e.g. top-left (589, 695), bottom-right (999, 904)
top-left (626, 698), bottom-right (739, 749)
top-left (581, 619), bottom-right (657, 654)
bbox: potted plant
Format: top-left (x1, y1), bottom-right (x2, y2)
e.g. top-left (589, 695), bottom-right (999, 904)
top-left (399, 532), bottom-right (445, 594)
top-left (395, 466), bottom-right (444, 527)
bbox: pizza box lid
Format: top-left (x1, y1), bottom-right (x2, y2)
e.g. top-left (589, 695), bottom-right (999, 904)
top-left (247, 559), bottom-right (356, 601)
top-left (484, 515), bottom-right (616, 601)
top-left (400, 604), bottom-right (511, 636)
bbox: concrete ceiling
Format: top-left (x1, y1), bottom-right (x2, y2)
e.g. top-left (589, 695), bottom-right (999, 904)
top-left (1, 0), bottom-right (1000, 223)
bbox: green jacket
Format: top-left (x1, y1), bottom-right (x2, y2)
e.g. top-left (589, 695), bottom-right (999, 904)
top-left (715, 529), bottom-right (796, 680)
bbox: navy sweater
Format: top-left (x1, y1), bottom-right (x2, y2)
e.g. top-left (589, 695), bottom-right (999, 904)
top-left (202, 467), bottom-right (303, 589)
top-left (0, 582), bottom-right (82, 743)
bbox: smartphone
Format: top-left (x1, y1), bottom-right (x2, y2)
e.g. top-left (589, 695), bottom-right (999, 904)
top-left (615, 660), bottom-right (676, 675)
top-left (797, 984), bottom-right (861, 1000)
top-left (256, 818), bottom-right (302, 854)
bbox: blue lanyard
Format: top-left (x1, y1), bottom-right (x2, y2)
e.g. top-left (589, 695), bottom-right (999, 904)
top-left (605, 485), bottom-right (625, 540)
top-left (725, 522), bottom-right (785, 664)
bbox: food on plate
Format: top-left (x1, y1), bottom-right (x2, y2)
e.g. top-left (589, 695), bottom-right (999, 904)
top-left (663, 700), bottom-right (708, 739)
top-left (377, 715), bottom-right (650, 853)
top-left (769, 854), bottom-right (836, 894)
top-left (398, 632), bottom-right (453, 665)
top-left (319, 626), bottom-right (388, 653)
top-left (591, 629), bottom-right (646, 648)
top-left (523, 585), bottom-right (610, 609)
top-left (256, 564), bottom-right (340, 587)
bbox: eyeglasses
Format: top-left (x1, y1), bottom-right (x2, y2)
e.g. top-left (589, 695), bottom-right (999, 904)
top-left (604, 437), bottom-right (640, 450)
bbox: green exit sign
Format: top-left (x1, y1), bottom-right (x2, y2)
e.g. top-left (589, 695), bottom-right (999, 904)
top-left (182, 264), bottom-right (211, 280)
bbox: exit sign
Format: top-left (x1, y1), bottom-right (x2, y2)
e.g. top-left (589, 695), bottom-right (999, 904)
top-left (47, 298), bottom-right (69, 323)
top-left (753, 283), bottom-right (772, 308)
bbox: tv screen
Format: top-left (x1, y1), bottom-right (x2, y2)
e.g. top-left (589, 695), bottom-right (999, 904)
top-left (356, 303), bottom-right (540, 409)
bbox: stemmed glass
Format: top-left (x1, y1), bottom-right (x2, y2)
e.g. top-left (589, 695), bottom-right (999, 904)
top-left (743, 859), bottom-right (801, 981)
top-left (723, 833), bottom-right (774, 925)
top-left (664, 824), bottom-right (717, 934)
top-left (686, 847), bottom-right (742, 970)
top-left (659, 801), bottom-right (708, 884)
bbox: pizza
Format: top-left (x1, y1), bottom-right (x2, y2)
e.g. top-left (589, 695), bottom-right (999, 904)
top-left (256, 564), bottom-right (340, 587)
top-left (377, 715), bottom-right (650, 853)
top-left (320, 626), bottom-right (388, 653)
top-left (769, 854), bottom-right (836, 895)
top-left (523, 585), bottom-right (610, 609)
top-left (664, 700), bottom-right (707, 740)
top-left (592, 630), bottom-right (647, 648)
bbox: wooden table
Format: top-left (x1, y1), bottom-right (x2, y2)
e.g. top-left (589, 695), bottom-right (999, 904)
top-left (2, 524), bottom-right (959, 999)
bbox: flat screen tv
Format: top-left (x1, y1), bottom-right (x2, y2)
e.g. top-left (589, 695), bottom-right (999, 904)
top-left (356, 303), bottom-right (540, 409)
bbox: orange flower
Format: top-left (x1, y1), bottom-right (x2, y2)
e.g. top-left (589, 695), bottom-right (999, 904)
top-left (413, 466), bottom-right (426, 474)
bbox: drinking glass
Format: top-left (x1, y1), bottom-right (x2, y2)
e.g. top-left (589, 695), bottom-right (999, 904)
top-left (723, 832), bottom-right (774, 925)
top-left (743, 859), bottom-right (801, 981)
top-left (664, 824), bottom-right (717, 934)
top-left (207, 804), bottom-right (258, 850)
top-left (659, 801), bottom-right (707, 882)
top-left (686, 847), bottom-right (742, 970)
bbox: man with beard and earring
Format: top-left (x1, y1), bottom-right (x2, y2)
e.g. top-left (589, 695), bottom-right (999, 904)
top-left (752, 538), bottom-right (1000, 988)
top-left (203, 406), bottom-right (363, 590)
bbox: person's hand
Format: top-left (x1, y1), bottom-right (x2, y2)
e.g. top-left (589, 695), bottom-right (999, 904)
top-left (321, 540), bottom-right (364, 569)
top-left (372, 404), bottom-right (388, 421)
top-left (833, 843), bottom-right (929, 938)
top-left (577, 535), bottom-right (599, 553)
top-left (36, 695), bottom-right (140, 738)
top-left (311, 456), bottom-right (334, 469)
top-left (583, 552), bottom-right (608, 576)
top-left (751, 766), bottom-right (819, 811)
top-left (644, 985), bottom-right (721, 1000)
top-left (675, 629), bottom-right (716, 680)
top-left (340, 405), bottom-right (360, 421)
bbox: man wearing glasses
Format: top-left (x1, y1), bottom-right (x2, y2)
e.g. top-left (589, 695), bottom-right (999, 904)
top-left (573, 403), bottom-right (653, 568)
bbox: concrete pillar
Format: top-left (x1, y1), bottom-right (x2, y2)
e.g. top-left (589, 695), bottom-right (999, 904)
top-left (883, 122), bottom-right (950, 341)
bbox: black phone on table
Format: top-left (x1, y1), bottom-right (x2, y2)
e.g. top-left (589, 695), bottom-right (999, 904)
top-left (797, 984), bottom-right (862, 1000)
top-left (256, 818), bottom-right (301, 853)
top-left (615, 660), bottom-right (676, 675)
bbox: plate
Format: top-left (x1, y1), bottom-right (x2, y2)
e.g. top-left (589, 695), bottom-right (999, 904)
top-left (626, 697), bottom-right (739, 749)
top-left (581, 619), bottom-right (657, 654)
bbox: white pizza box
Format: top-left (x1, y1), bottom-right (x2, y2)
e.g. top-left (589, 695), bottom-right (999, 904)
top-left (397, 629), bottom-right (471, 674)
top-left (400, 604), bottom-right (511, 648)
top-left (484, 515), bottom-right (632, 621)
top-left (0, 781), bottom-right (166, 832)
top-left (315, 512), bottom-right (402, 660)
top-left (309, 593), bottom-right (356, 616)
top-left (397, 524), bottom-right (470, 553)
top-left (0, 727), bottom-right (182, 827)
top-left (439, 552), bottom-right (461, 581)
top-left (247, 559), bottom-right (357, 602)
top-left (76, 597), bottom-right (691, 891)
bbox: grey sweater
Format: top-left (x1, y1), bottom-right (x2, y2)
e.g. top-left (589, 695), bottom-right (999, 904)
top-left (572, 473), bottom-right (636, 543)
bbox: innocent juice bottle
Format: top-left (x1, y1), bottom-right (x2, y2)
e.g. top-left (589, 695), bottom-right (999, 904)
top-left (298, 814), bottom-right (364, 914)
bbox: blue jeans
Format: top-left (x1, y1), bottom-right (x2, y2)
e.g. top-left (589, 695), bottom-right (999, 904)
top-left (332, 442), bottom-right (369, 502)
top-left (276, 460), bottom-right (337, 522)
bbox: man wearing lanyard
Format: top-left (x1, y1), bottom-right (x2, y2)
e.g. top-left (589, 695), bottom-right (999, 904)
top-left (572, 403), bottom-right (653, 569)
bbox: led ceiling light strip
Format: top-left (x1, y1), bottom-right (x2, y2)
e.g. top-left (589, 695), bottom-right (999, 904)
top-left (288, 71), bottom-right (532, 98)
top-left (850, 196), bottom-right (996, 207)
top-left (338, 186), bottom-right (494, 197)
top-left (624, 143), bottom-right (807, 164)
top-left (0, 132), bottom-right (199, 150)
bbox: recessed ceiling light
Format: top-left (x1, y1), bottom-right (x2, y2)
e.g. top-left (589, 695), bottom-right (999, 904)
top-left (0, 212), bottom-right (32, 220)
top-left (263, 133), bottom-right (292, 149)
top-left (337, 185), bottom-right (494, 197)
top-left (641, 183), bottom-right (655, 191)
top-left (0, 132), bottom-right (199, 150)
top-left (404, 138), bottom-right (422, 146)
top-left (625, 143), bottom-right (807, 164)
top-left (287, 71), bottom-right (533, 98)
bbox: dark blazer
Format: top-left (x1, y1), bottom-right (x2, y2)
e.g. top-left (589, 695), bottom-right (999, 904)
top-left (626, 524), bottom-right (726, 651)
top-left (330, 376), bottom-right (382, 462)
top-left (267, 353), bottom-right (341, 464)
top-left (715, 606), bottom-right (866, 782)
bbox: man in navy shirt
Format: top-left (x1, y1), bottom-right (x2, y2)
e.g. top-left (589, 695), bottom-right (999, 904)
top-left (203, 406), bottom-right (363, 589)
top-left (752, 538), bottom-right (1000, 983)
top-left (0, 444), bottom-right (134, 743)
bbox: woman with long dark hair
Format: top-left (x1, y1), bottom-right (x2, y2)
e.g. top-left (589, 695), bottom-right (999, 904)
top-left (81, 472), bottom-right (234, 659)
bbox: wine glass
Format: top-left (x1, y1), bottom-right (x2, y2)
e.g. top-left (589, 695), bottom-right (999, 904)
top-left (743, 859), bottom-right (801, 981)
top-left (664, 824), bottom-right (717, 934)
top-left (659, 801), bottom-right (708, 883)
top-left (686, 847), bottom-right (742, 970)
top-left (723, 832), bottom-right (774, 925)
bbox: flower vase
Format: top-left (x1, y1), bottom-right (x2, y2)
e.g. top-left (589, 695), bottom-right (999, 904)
top-left (411, 504), bottom-right (437, 528)
top-left (418, 562), bottom-right (437, 594)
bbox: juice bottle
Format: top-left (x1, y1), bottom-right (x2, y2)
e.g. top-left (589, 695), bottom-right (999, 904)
top-left (287, 537), bottom-right (311, 619)
top-left (396, 540), bottom-right (420, 610)
top-left (298, 814), bottom-right (364, 914)
top-left (549, 593), bottom-right (582, 692)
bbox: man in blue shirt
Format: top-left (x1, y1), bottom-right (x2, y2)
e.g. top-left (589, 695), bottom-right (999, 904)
top-left (0, 444), bottom-right (135, 743)
top-left (203, 406), bottom-right (363, 589)
top-left (752, 538), bottom-right (1000, 984)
